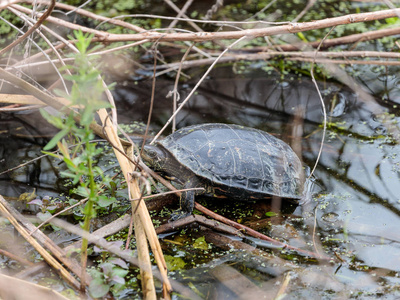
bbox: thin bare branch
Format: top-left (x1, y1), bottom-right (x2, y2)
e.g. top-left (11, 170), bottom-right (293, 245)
top-left (171, 44), bottom-right (194, 132)
top-left (6, 6), bottom-right (70, 93)
top-left (165, 0), bottom-right (200, 31)
top-left (0, 0), bottom-right (55, 56)
top-left (292, 0), bottom-right (317, 22)
top-left (194, 202), bottom-right (330, 259)
top-left (151, 36), bottom-right (247, 143)
top-left (308, 27), bottom-right (334, 178)
top-left (23, 0), bottom-right (145, 32)
top-left (155, 50), bottom-right (400, 73)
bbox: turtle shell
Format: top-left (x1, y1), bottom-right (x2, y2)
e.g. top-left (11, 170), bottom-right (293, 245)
top-left (159, 123), bottom-right (303, 198)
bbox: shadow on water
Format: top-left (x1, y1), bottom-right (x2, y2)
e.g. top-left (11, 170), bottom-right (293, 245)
top-left (1, 66), bottom-right (400, 298)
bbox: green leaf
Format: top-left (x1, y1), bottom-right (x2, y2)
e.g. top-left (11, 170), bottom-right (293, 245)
top-left (111, 267), bottom-right (129, 279)
top-left (89, 278), bottom-right (109, 298)
top-left (72, 30), bottom-right (95, 54)
top-left (296, 31), bottom-right (308, 43)
top-left (83, 201), bottom-right (97, 218)
top-left (40, 109), bottom-right (64, 128)
top-left (265, 211), bottom-right (278, 217)
top-left (60, 171), bottom-right (81, 184)
top-left (164, 255), bottom-right (186, 271)
top-left (75, 186), bottom-right (89, 198)
top-left (68, 198), bottom-right (78, 206)
top-left (62, 156), bottom-right (77, 170)
top-left (42, 151), bottom-right (63, 160)
top-left (100, 262), bottom-right (114, 275)
top-left (111, 275), bottom-right (125, 285)
top-left (88, 268), bottom-right (103, 280)
top-left (193, 236), bottom-right (208, 250)
top-left (97, 195), bottom-right (116, 207)
top-left (81, 108), bottom-right (95, 127)
top-left (37, 211), bottom-right (53, 221)
top-left (43, 128), bottom-right (69, 150)
top-left (108, 258), bottom-right (128, 269)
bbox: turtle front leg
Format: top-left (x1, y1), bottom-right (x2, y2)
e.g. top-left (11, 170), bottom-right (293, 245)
top-left (170, 190), bottom-right (195, 221)
top-left (170, 178), bottom-right (198, 221)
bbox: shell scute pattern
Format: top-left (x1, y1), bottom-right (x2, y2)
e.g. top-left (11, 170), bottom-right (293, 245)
top-left (247, 177), bottom-right (263, 191)
top-left (159, 123), bottom-right (303, 198)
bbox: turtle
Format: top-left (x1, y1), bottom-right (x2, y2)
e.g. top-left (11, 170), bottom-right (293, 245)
top-left (142, 123), bottom-right (304, 220)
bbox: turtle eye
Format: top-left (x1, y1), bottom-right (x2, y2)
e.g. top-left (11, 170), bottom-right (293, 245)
top-left (146, 149), bottom-right (156, 158)
top-left (144, 146), bottom-right (164, 162)
top-left (147, 149), bottom-right (158, 159)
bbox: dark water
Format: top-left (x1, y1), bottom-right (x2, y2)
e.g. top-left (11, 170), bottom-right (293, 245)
top-left (2, 64), bottom-right (400, 298)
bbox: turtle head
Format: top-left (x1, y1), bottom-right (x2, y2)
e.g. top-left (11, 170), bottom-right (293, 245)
top-left (142, 144), bottom-right (168, 171)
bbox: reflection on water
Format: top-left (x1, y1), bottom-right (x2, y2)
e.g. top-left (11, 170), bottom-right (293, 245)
top-left (1, 69), bottom-right (400, 298)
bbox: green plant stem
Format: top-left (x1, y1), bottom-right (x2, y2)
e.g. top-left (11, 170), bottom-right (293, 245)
top-left (80, 138), bottom-right (96, 291)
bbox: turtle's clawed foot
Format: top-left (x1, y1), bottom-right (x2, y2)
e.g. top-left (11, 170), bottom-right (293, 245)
top-left (169, 209), bottom-right (191, 222)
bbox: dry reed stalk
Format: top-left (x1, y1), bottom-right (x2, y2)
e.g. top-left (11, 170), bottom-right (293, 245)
top-left (0, 68), bottom-right (108, 140)
top-left (0, 195), bottom-right (81, 290)
top-left (132, 209), bottom-right (156, 298)
top-left (0, 94), bottom-right (66, 106)
top-left (0, 274), bottom-right (70, 300)
top-left (0, 196), bottom-right (92, 285)
top-left (97, 108), bottom-right (171, 298)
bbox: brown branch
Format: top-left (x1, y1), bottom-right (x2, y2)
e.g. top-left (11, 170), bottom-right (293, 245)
top-left (308, 26), bottom-right (333, 257)
top-left (156, 50), bottom-right (400, 73)
top-left (100, 8), bottom-right (400, 42)
top-left (0, 0), bottom-right (21, 11)
top-left (156, 215), bottom-right (244, 237)
top-left (0, 249), bottom-right (35, 267)
top-left (194, 202), bottom-right (330, 259)
top-left (267, 26), bottom-right (400, 51)
top-left (288, 57), bottom-right (400, 66)
top-left (97, 113), bottom-right (171, 296)
top-left (9, 5), bottom-right (400, 43)
top-left (16, 214), bottom-right (132, 281)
